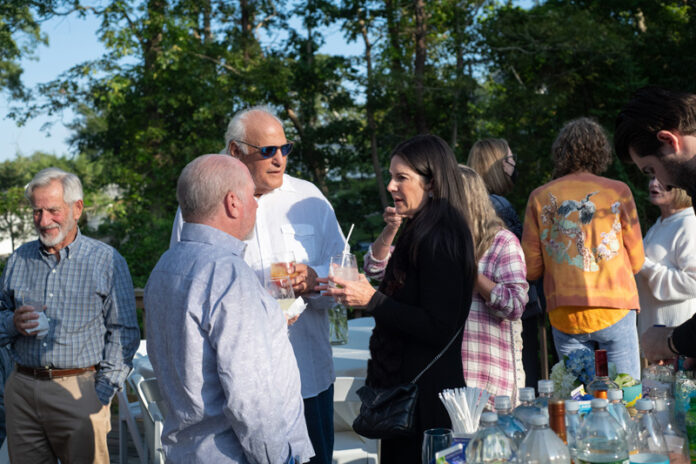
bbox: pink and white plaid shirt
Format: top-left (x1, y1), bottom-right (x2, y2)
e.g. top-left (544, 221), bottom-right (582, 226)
top-left (463, 228), bottom-right (528, 407)
top-left (364, 229), bottom-right (528, 406)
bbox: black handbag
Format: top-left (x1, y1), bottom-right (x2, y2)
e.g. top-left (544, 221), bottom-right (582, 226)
top-left (352, 326), bottom-right (464, 439)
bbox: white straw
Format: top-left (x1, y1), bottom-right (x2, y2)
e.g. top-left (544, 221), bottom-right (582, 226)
top-left (343, 224), bottom-right (355, 255)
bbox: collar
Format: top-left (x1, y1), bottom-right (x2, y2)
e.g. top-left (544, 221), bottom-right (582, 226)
top-left (180, 222), bottom-right (247, 257)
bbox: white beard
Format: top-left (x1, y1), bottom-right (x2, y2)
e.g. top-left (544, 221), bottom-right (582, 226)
top-left (36, 215), bottom-right (76, 247)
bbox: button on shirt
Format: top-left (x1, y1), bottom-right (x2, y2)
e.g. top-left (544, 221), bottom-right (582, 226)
top-left (146, 222), bottom-right (313, 463)
top-left (171, 174), bottom-right (346, 398)
top-left (0, 230), bottom-right (140, 404)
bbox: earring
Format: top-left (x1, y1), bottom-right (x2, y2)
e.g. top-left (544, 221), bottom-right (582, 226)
top-left (428, 191), bottom-right (433, 198)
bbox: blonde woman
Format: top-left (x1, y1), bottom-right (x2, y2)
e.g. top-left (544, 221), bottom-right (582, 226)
top-left (637, 177), bottom-right (696, 335)
top-left (458, 165), bottom-right (529, 404)
top-left (468, 138), bottom-right (542, 388)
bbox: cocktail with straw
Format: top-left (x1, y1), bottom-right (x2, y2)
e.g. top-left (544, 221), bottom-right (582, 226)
top-left (328, 224), bottom-right (356, 345)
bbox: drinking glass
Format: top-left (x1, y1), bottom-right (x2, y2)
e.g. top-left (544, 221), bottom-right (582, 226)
top-left (422, 428), bottom-right (453, 464)
top-left (328, 253), bottom-right (358, 345)
top-left (266, 277), bottom-right (296, 314)
top-left (17, 291), bottom-right (49, 339)
top-left (270, 251), bottom-right (297, 280)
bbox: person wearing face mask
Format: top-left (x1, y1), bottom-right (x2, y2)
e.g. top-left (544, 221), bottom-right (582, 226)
top-left (467, 138), bottom-right (544, 388)
top-left (636, 177), bottom-right (696, 335)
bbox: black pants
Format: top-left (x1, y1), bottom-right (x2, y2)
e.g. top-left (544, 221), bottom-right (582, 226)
top-left (522, 314), bottom-right (542, 388)
top-left (304, 384), bottom-right (334, 464)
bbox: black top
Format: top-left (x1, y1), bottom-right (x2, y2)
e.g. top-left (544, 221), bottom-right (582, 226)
top-left (366, 238), bottom-right (474, 441)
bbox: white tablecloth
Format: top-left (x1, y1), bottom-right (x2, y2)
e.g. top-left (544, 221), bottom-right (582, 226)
top-left (331, 317), bottom-right (373, 378)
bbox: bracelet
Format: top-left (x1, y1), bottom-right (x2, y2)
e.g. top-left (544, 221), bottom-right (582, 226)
top-left (379, 235), bottom-right (391, 247)
top-left (667, 330), bottom-right (679, 355)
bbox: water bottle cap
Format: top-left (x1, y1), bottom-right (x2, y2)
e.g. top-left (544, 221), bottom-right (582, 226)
top-left (538, 379), bottom-right (554, 393)
top-left (565, 400), bottom-right (579, 411)
top-left (608, 389), bottom-right (623, 401)
top-left (494, 395), bottom-right (511, 410)
top-left (636, 399), bottom-right (654, 411)
top-left (519, 387), bottom-right (535, 401)
top-left (528, 414), bottom-right (548, 426)
top-left (481, 412), bottom-right (498, 423)
top-left (591, 398), bottom-right (608, 409)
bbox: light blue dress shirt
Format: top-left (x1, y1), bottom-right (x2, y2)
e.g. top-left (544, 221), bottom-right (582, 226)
top-left (0, 230), bottom-right (140, 404)
top-left (145, 222), bottom-right (313, 463)
top-left (171, 174), bottom-right (346, 398)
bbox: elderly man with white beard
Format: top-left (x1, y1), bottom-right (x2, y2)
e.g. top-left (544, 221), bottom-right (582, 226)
top-left (0, 167), bottom-right (140, 463)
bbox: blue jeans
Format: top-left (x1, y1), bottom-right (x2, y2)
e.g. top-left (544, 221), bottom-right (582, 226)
top-left (552, 310), bottom-right (641, 380)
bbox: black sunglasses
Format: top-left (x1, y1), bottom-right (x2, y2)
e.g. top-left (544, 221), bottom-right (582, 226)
top-left (234, 139), bottom-right (293, 159)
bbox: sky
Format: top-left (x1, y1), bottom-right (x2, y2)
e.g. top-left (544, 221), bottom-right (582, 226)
top-left (0, 11), bottom-right (361, 163)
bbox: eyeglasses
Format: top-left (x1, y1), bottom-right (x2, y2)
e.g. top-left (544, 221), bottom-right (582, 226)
top-left (234, 140), bottom-right (293, 159)
top-left (504, 153), bottom-right (517, 164)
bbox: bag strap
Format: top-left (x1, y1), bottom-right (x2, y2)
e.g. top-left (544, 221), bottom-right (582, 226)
top-left (410, 325), bottom-right (464, 384)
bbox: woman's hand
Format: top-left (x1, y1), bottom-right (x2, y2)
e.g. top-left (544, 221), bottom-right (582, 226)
top-left (383, 206), bottom-right (403, 233)
top-left (315, 274), bottom-right (377, 308)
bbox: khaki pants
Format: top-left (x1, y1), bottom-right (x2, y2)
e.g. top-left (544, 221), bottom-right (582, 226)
top-left (5, 369), bottom-right (111, 464)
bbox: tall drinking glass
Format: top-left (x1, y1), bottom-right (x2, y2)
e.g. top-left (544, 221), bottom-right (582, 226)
top-left (266, 276), bottom-right (296, 315)
top-left (328, 253), bottom-right (358, 345)
top-left (422, 428), bottom-right (453, 464)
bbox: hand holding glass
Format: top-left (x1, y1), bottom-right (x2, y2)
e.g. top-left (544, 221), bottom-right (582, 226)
top-left (270, 251), bottom-right (297, 280)
top-left (18, 293), bottom-right (49, 339)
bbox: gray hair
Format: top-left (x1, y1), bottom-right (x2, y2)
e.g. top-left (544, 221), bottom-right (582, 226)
top-left (223, 105), bottom-right (283, 155)
top-left (177, 154), bottom-right (250, 223)
top-left (25, 167), bottom-right (83, 205)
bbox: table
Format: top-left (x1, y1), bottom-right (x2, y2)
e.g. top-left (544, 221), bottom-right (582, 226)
top-left (332, 317), bottom-right (373, 378)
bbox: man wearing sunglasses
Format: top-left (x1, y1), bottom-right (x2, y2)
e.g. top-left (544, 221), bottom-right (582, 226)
top-left (170, 106), bottom-right (346, 464)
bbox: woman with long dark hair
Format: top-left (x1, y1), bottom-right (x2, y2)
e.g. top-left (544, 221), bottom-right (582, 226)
top-left (319, 134), bottom-right (476, 463)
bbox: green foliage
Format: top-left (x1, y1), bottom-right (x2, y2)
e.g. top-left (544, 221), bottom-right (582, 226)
top-left (5, 0), bottom-right (696, 284)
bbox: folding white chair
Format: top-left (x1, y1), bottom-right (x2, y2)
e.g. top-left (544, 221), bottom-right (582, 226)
top-left (332, 376), bottom-right (379, 464)
top-left (118, 371), bottom-right (147, 464)
top-left (136, 377), bottom-right (167, 464)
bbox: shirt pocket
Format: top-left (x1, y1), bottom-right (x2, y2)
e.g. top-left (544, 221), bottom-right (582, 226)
top-left (281, 223), bottom-right (316, 264)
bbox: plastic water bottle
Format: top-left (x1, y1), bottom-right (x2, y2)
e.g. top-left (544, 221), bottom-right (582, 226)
top-left (565, 400), bottom-right (582, 464)
top-left (633, 398), bottom-right (668, 455)
top-left (514, 387), bottom-right (538, 428)
top-left (649, 387), bottom-right (686, 456)
top-left (575, 398), bottom-right (629, 464)
top-left (534, 380), bottom-right (555, 418)
top-left (516, 414), bottom-right (571, 464)
top-left (494, 395), bottom-right (527, 448)
top-left (607, 389), bottom-right (638, 455)
top-left (465, 412), bottom-right (515, 464)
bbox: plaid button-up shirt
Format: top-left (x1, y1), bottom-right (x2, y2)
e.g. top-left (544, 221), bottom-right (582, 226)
top-left (0, 230), bottom-right (140, 404)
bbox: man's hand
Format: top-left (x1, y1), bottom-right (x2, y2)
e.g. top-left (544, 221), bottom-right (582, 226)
top-left (286, 314), bottom-right (300, 326)
top-left (291, 264), bottom-right (318, 296)
top-left (13, 305), bottom-right (39, 336)
top-left (641, 326), bottom-right (677, 363)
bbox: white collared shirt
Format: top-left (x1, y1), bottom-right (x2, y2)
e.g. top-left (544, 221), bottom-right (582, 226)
top-left (171, 174), bottom-right (346, 397)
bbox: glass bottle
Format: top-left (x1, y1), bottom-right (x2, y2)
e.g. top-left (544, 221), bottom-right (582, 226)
top-left (575, 398), bottom-right (629, 464)
top-left (649, 387), bottom-right (686, 456)
top-left (549, 399), bottom-right (567, 444)
top-left (514, 387), bottom-right (538, 428)
top-left (586, 350), bottom-right (618, 399)
top-left (684, 396), bottom-right (696, 462)
top-left (517, 414), bottom-right (571, 464)
top-left (606, 389), bottom-right (638, 455)
top-left (535, 379), bottom-right (555, 418)
top-left (565, 400), bottom-right (582, 464)
top-left (494, 395), bottom-right (527, 448)
top-left (633, 398), bottom-right (668, 455)
top-left (465, 412), bottom-right (515, 464)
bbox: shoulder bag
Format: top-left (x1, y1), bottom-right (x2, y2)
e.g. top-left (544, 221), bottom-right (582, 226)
top-left (352, 325), bottom-right (464, 439)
